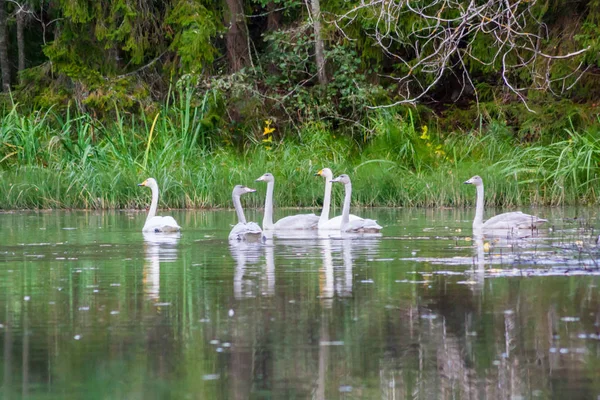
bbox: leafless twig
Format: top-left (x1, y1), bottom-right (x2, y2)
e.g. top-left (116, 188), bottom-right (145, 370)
top-left (329, 0), bottom-right (590, 111)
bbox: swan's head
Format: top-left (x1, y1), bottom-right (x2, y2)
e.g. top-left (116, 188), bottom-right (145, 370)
top-left (331, 174), bottom-right (351, 185)
top-left (256, 173), bottom-right (274, 183)
top-left (464, 175), bottom-right (483, 187)
top-left (315, 168), bottom-right (333, 179)
top-left (232, 185), bottom-right (256, 196)
top-left (138, 178), bottom-right (158, 188)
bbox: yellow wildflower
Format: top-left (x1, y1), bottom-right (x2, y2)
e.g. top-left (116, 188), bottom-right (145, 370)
top-left (263, 119), bottom-right (275, 136)
top-left (419, 125), bottom-right (430, 140)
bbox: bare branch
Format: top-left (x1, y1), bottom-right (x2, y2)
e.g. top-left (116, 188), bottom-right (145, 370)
top-left (328, 0), bottom-right (589, 110)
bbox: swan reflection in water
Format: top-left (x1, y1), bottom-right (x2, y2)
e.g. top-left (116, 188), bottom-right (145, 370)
top-left (230, 240), bottom-right (275, 299)
top-left (319, 233), bottom-right (382, 307)
top-left (469, 228), bottom-right (548, 291)
top-left (142, 232), bottom-right (180, 300)
top-left (230, 230), bottom-right (381, 301)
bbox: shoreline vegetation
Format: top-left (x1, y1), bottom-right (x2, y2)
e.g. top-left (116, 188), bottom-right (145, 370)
top-left (0, 1), bottom-right (599, 210)
top-left (1, 96), bottom-right (600, 211)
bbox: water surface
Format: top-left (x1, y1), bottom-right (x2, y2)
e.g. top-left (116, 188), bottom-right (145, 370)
top-left (1, 207), bottom-right (599, 399)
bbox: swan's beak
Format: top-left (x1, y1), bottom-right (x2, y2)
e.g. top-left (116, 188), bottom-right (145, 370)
top-left (315, 169), bottom-right (323, 176)
top-left (463, 179), bottom-right (472, 185)
top-left (255, 177), bottom-right (264, 182)
top-left (138, 180), bottom-right (147, 187)
top-left (246, 187), bottom-right (256, 193)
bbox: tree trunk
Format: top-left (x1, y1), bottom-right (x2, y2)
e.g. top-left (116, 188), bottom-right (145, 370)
top-left (311, 0), bottom-right (327, 85)
top-left (225, 0), bottom-right (250, 72)
top-left (266, 2), bottom-right (281, 31)
top-left (0, 0), bottom-right (11, 91)
top-left (16, 7), bottom-right (26, 75)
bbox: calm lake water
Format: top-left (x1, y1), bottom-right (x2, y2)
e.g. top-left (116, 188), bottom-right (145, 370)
top-left (1, 207), bottom-right (600, 399)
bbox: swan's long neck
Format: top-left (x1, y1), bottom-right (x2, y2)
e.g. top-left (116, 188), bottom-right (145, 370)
top-left (262, 181), bottom-right (275, 230)
top-left (233, 193), bottom-right (247, 224)
top-left (473, 184), bottom-right (484, 229)
top-left (320, 179), bottom-right (332, 224)
top-left (147, 184), bottom-right (159, 222)
top-left (341, 182), bottom-right (352, 227)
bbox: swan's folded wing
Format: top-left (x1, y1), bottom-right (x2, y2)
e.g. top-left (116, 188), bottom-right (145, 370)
top-left (483, 211), bottom-right (546, 230)
top-left (346, 218), bottom-right (383, 233)
top-left (318, 214), bottom-right (362, 230)
top-left (229, 222), bottom-right (263, 241)
top-left (274, 213), bottom-right (319, 230)
top-left (143, 216), bottom-right (181, 232)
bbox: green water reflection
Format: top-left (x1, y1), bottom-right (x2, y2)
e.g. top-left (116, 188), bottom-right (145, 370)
top-left (0, 208), bottom-right (599, 399)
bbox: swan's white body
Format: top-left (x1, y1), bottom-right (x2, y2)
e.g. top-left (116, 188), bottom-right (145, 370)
top-left (229, 185), bottom-right (263, 241)
top-left (138, 178), bottom-right (181, 233)
top-left (256, 173), bottom-right (319, 230)
top-left (331, 174), bottom-right (383, 233)
top-left (464, 175), bottom-right (547, 232)
top-left (316, 168), bottom-right (361, 230)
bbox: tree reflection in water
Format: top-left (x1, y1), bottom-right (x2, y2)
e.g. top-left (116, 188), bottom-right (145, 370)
top-left (0, 209), bottom-right (598, 399)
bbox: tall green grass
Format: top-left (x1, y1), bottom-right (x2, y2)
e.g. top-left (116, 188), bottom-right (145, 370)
top-left (1, 90), bottom-right (599, 210)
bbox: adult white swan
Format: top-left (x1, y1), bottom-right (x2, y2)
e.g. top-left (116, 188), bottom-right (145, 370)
top-left (138, 178), bottom-right (181, 232)
top-left (464, 175), bottom-right (547, 231)
top-left (331, 174), bottom-right (382, 233)
top-left (229, 185), bottom-right (263, 241)
top-left (255, 172), bottom-right (319, 230)
top-left (315, 168), bottom-right (361, 230)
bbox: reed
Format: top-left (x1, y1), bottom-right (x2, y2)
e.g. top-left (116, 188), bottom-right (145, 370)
top-left (1, 98), bottom-right (599, 209)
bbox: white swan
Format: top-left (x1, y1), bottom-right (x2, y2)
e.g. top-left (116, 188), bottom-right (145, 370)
top-left (315, 168), bottom-right (361, 230)
top-left (464, 175), bottom-right (547, 232)
top-left (138, 178), bottom-right (181, 232)
top-left (229, 185), bottom-right (263, 241)
top-left (331, 174), bottom-right (383, 232)
top-left (255, 172), bottom-right (319, 230)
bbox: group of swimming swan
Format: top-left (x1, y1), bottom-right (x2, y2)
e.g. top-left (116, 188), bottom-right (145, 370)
top-left (137, 173), bottom-right (547, 239)
top-left (229, 169), bottom-right (383, 240)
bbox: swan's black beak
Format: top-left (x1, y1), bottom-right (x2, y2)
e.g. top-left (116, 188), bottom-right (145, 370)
top-left (314, 172), bottom-right (320, 176)
top-left (463, 180), bottom-right (471, 185)
top-left (137, 183), bottom-right (144, 186)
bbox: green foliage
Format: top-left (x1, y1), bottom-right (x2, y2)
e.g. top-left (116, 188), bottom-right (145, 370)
top-left (498, 119), bottom-right (600, 204)
top-left (165, 0), bottom-right (220, 71)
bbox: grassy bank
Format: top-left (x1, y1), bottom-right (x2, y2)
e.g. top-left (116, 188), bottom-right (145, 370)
top-left (1, 99), bottom-right (600, 210)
